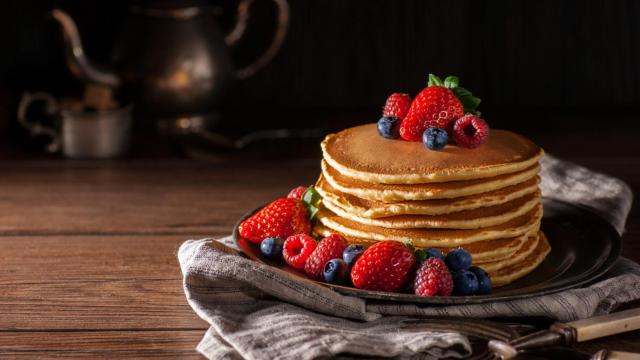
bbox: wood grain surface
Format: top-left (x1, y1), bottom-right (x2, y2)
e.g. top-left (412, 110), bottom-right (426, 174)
top-left (0, 147), bottom-right (638, 358)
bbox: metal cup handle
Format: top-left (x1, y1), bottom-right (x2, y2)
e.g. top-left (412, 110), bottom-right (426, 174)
top-left (17, 92), bottom-right (61, 153)
top-left (225, 0), bottom-right (290, 79)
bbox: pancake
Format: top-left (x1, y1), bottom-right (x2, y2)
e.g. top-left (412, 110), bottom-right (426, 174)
top-left (316, 205), bottom-right (542, 247)
top-left (322, 124), bottom-right (544, 184)
top-left (322, 160), bottom-right (540, 202)
top-left (322, 189), bottom-right (541, 229)
top-left (489, 231), bottom-right (550, 287)
top-left (316, 175), bottom-right (540, 218)
top-left (313, 224), bottom-right (533, 262)
top-left (474, 232), bottom-right (540, 272)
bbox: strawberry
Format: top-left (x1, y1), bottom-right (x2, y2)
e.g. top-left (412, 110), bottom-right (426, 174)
top-left (413, 257), bottom-right (453, 296)
top-left (283, 234), bottom-right (316, 269)
top-left (238, 198), bottom-right (311, 244)
top-left (382, 93), bottom-right (412, 119)
top-left (350, 240), bottom-right (416, 292)
top-left (304, 234), bottom-right (348, 281)
top-left (399, 74), bottom-right (481, 141)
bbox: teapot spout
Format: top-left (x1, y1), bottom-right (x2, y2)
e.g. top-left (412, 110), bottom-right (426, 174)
top-left (51, 9), bottom-right (120, 87)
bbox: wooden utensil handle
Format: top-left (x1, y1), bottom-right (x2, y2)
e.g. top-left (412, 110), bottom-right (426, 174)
top-left (567, 308), bottom-right (640, 342)
top-left (607, 351), bottom-right (640, 360)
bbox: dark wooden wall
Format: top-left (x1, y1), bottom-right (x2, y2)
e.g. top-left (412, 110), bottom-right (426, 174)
top-left (2, 0), bottom-right (640, 134)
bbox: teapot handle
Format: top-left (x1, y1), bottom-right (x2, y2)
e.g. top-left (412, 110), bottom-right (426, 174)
top-left (17, 92), bottom-right (61, 153)
top-left (224, 0), bottom-right (290, 79)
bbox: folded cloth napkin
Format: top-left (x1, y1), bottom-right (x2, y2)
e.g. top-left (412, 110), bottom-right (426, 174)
top-left (179, 154), bottom-right (638, 360)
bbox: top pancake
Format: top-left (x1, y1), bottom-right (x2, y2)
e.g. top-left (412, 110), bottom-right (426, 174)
top-left (322, 124), bottom-right (543, 184)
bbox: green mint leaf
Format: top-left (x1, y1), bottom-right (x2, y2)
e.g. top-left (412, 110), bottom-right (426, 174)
top-left (427, 74), bottom-right (444, 87)
top-left (302, 185), bottom-right (321, 207)
top-left (444, 76), bottom-right (459, 89)
top-left (307, 204), bottom-right (319, 221)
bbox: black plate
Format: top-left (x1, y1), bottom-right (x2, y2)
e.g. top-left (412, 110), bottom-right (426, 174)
top-left (233, 199), bottom-right (621, 305)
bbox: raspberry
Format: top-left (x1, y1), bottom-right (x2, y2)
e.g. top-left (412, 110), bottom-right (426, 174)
top-left (304, 234), bottom-right (348, 281)
top-left (382, 93), bottom-right (412, 119)
top-left (287, 186), bottom-right (307, 200)
top-left (413, 257), bottom-right (453, 296)
top-left (452, 114), bottom-right (489, 149)
top-left (283, 234), bottom-right (316, 269)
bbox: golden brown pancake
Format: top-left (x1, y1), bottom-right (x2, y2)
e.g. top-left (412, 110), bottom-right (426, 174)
top-left (322, 124), bottom-right (544, 184)
top-left (475, 232), bottom-right (540, 272)
top-left (489, 231), bottom-right (550, 287)
top-left (322, 160), bottom-right (540, 201)
top-left (316, 205), bottom-right (542, 247)
top-left (313, 224), bottom-right (533, 263)
top-left (316, 175), bottom-right (541, 218)
top-left (322, 189), bottom-right (541, 229)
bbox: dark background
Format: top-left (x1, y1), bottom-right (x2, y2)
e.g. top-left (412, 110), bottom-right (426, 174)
top-left (2, 0), bottom-right (640, 150)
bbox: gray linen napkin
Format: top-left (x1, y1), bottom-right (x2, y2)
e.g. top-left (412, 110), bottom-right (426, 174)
top-left (179, 155), bottom-right (639, 360)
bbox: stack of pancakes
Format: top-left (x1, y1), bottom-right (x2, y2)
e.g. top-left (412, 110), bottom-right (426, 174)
top-left (312, 124), bottom-right (550, 287)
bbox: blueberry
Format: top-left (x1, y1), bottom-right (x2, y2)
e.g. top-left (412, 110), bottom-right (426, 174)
top-left (445, 248), bottom-right (472, 272)
top-left (323, 258), bottom-right (350, 285)
top-left (260, 237), bottom-right (285, 259)
top-left (469, 266), bottom-right (493, 294)
top-left (377, 116), bottom-right (400, 139)
top-left (453, 270), bottom-right (479, 295)
top-left (425, 248), bottom-right (445, 261)
top-left (342, 244), bottom-right (365, 267)
top-left (422, 127), bottom-right (449, 150)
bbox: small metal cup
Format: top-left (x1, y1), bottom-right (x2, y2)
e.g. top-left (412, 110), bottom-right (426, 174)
top-left (18, 92), bottom-right (133, 159)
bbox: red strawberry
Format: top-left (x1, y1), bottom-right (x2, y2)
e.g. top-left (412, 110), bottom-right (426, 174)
top-left (304, 234), bottom-right (348, 281)
top-left (287, 186), bottom-right (307, 200)
top-left (350, 241), bottom-right (416, 292)
top-left (382, 93), bottom-right (412, 119)
top-left (452, 114), bottom-right (490, 149)
top-left (399, 74), bottom-right (480, 141)
top-left (283, 234), bottom-right (316, 269)
top-left (238, 198), bottom-right (311, 244)
top-left (413, 257), bottom-right (453, 296)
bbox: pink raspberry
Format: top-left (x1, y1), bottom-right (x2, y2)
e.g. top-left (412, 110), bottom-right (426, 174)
top-left (287, 186), bottom-right (307, 200)
top-left (413, 257), bottom-right (453, 296)
top-left (452, 114), bottom-right (489, 149)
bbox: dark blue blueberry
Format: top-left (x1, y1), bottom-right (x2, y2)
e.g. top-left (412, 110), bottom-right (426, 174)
top-left (377, 116), bottom-right (400, 139)
top-left (425, 248), bottom-right (445, 261)
top-left (469, 266), bottom-right (493, 294)
top-left (453, 270), bottom-right (479, 295)
top-left (323, 258), bottom-right (350, 285)
top-left (260, 237), bottom-right (285, 259)
top-left (342, 244), bottom-right (365, 267)
top-left (445, 248), bottom-right (472, 272)
top-left (422, 127), bottom-right (449, 150)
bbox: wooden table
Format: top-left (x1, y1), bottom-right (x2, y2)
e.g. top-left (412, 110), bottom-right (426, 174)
top-left (1, 130), bottom-right (639, 358)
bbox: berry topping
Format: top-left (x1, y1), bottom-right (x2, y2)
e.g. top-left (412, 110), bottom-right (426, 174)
top-left (452, 114), bottom-right (490, 149)
top-left (399, 74), bottom-right (480, 141)
top-left (453, 270), bottom-right (479, 295)
top-left (377, 116), bottom-right (400, 139)
top-left (425, 248), bottom-right (445, 261)
top-left (382, 93), bottom-right (412, 119)
top-left (469, 266), bottom-right (493, 294)
top-left (342, 244), bottom-right (365, 267)
top-left (260, 237), bottom-right (285, 259)
top-left (350, 240), bottom-right (416, 292)
top-left (282, 234), bottom-right (316, 269)
top-left (422, 127), bottom-right (449, 151)
top-left (413, 257), bottom-right (454, 296)
top-left (287, 186), bottom-right (307, 200)
top-left (445, 248), bottom-right (473, 272)
top-left (238, 198), bottom-right (311, 244)
top-left (304, 234), bottom-right (348, 280)
top-left (323, 258), bottom-right (350, 285)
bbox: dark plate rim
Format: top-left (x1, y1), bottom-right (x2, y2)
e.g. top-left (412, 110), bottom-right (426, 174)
top-left (231, 198), bottom-right (622, 305)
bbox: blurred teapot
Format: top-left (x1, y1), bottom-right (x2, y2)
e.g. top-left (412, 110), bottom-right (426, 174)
top-left (51, 0), bottom-right (289, 133)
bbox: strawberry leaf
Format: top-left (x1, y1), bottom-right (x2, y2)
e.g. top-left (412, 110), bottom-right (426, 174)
top-left (427, 74), bottom-right (444, 87)
top-left (444, 76), bottom-right (459, 89)
top-left (452, 86), bottom-right (481, 113)
top-left (302, 186), bottom-right (322, 221)
top-left (414, 249), bottom-right (428, 264)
